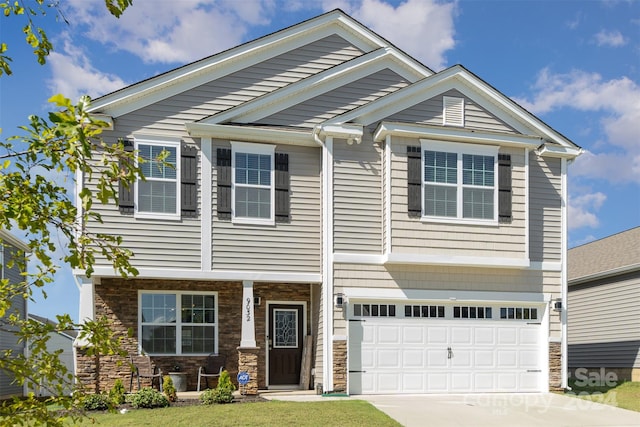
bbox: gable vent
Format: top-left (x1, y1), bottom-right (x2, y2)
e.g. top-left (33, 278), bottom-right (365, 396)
top-left (443, 96), bottom-right (464, 127)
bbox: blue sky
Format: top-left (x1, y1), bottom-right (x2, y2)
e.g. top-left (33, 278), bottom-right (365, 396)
top-left (0, 0), bottom-right (638, 322)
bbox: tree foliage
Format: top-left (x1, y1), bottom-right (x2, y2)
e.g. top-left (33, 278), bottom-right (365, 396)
top-left (0, 1), bottom-right (138, 426)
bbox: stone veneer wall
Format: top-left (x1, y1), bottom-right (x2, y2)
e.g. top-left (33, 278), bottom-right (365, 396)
top-left (549, 342), bottom-right (562, 390)
top-left (75, 279), bottom-right (314, 392)
top-left (332, 340), bottom-right (347, 393)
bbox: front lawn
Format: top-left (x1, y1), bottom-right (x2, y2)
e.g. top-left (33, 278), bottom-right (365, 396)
top-left (74, 400), bottom-right (401, 426)
top-left (564, 381), bottom-right (640, 412)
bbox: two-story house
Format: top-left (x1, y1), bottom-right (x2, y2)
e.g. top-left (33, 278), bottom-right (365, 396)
top-left (74, 9), bottom-right (581, 395)
top-left (0, 230), bottom-right (30, 400)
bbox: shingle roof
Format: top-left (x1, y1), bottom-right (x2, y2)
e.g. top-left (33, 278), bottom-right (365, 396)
top-left (568, 227), bottom-right (640, 283)
top-left (28, 314), bottom-right (78, 339)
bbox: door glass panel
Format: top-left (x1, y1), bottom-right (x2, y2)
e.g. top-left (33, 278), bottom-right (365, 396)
top-left (274, 309), bottom-right (298, 348)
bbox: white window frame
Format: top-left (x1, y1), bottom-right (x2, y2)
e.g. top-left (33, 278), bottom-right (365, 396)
top-left (138, 290), bottom-right (218, 356)
top-left (134, 136), bottom-right (181, 220)
top-left (231, 141), bottom-right (276, 225)
top-left (420, 139), bottom-right (498, 226)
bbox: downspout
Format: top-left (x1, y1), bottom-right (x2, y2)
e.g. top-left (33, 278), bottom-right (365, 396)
top-left (315, 126), bottom-right (334, 393)
top-left (561, 158), bottom-right (568, 389)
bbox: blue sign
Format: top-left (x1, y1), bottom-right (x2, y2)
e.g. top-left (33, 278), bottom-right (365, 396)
top-left (237, 371), bottom-right (250, 385)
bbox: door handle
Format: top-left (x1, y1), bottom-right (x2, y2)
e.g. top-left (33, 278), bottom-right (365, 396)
top-left (447, 347), bottom-right (453, 359)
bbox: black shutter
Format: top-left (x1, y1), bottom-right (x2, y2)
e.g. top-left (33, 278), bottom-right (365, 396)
top-left (216, 148), bottom-right (232, 220)
top-left (118, 139), bottom-right (135, 214)
top-left (181, 144), bottom-right (198, 218)
top-left (407, 146), bottom-right (422, 218)
top-left (498, 153), bottom-right (512, 223)
top-left (275, 152), bottom-right (290, 223)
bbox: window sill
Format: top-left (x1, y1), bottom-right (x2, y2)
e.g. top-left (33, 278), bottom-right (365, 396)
top-left (134, 212), bottom-right (181, 221)
top-left (232, 217), bottom-right (275, 226)
top-left (420, 216), bottom-right (499, 227)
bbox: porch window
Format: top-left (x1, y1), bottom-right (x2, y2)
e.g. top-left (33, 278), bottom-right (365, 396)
top-left (139, 291), bottom-right (217, 355)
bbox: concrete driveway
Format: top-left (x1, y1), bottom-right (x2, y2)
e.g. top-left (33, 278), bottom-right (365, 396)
top-left (360, 393), bottom-right (640, 427)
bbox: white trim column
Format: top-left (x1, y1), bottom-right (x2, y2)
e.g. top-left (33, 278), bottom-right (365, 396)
top-left (560, 158), bottom-right (568, 389)
top-left (240, 280), bottom-right (257, 347)
top-left (201, 137), bottom-right (212, 271)
top-left (322, 136), bottom-right (334, 392)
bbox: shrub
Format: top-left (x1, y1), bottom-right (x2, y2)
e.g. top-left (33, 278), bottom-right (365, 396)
top-left (130, 387), bottom-right (169, 409)
top-left (82, 393), bottom-right (112, 411)
top-left (200, 370), bottom-right (235, 405)
top-left (163, 375), bottom-right (177, 402)
top-left (109, 379), bottom-right (126, 405)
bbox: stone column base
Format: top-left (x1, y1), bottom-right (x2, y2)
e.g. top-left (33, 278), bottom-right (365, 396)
top-left (237, 347), bottom-right (260, 395)
top-left (332, 340), bottom-right (347, 393)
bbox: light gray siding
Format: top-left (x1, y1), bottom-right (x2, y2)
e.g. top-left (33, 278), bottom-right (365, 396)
top-left (332, 263), bottom-right (559, 336)
top-left (256, 68), bottom-right (409, 128)
top-left (212, 142), bottom-right (322, 273)
top-left (568, 271), bottom-right (640, 368)
top-left (529, 154), bottom-right (562, 263)
top-left (333, 136), bottom-right (383, 254)
top-left (0, 245), bottom-right (26, 399)
top-left (389, 137), bottom-right (528, 258)
top-left (386, 89), bottom-right (518, 134)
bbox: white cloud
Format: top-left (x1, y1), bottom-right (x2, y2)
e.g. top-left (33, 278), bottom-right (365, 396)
top-left (324, 0), bottom-right (456, 70)
top-left (515, 68), bottom-right (640, 184)
top-left (568, 192), bottom-right (607, 230)
top-left (46, 36), bottom-right (127, 100)
top-left (594, 29), bottom-right (627, 47)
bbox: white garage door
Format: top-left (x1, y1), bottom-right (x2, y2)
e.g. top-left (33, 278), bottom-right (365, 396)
top-left (348, 302), bottom-right (544, 394)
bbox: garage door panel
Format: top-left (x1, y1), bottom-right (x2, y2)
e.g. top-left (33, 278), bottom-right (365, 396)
top-left (348, 304), bottom-right (544, 395)
top-left (403, 349), bottom-right (426, 368)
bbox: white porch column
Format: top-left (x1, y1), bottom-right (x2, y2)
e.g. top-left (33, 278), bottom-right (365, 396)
top-left (240, 280), bottom-right (257, 348)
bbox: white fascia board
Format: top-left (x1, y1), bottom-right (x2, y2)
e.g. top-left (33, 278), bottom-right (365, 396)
top-left (185, 123), bottom-right (319, 147)
top-left (78, 267), bottom-right (322, 283)
top-left (384, 253), bottom-right (530, 269)
top-left (88, 11), bottom-right (389, 118)
top-left (535, 143), bottom-right (583, 159)
top-left (568, 263), bottom-right (640, 286)
top-left (374, 122), bottom-right (543, 148)
top-left (333, 253), bottom-right (386, 264)
top-left (0, 230), bottom-right (29, 253)
top-left (319, 123), bottom-right (363, 139)
top-left (342, 287), bottom-right (549, 304)
top-left (89, 114), bottom-right (114, 130)
top-left (207, 49), bottom-right (427, 125)
top-left (529, 261), bottom-right (562, 272)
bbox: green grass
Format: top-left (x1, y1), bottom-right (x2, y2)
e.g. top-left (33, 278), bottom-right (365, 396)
top-left (564, 381), bottom-right (640, 412)
top-left (73, 400), bottom-right (401, 426)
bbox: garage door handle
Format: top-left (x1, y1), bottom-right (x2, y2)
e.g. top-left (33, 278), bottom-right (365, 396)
top-left (527, 370), bottom-right (542, 373)
top-left (349, 370), bottom-right (366, 373)
top-left (447, 347), bottom-right (453, 359)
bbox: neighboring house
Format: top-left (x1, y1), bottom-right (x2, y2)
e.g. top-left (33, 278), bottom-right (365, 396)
top-left (26, 314), bottom-right (78, 397)
top-left (0, 230), bottom-right (30, 400)
top-left (74, 9), bottom-right (582, 395)
top-left (568, 227), bottom-right (640, 382)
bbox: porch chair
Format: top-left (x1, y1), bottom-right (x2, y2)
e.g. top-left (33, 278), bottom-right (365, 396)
top-left (129, 354), bottom-right (163, 393)
top-left (197, 354), bottom-right (225, 391)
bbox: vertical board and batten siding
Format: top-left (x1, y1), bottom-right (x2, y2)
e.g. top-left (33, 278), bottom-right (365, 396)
top-left (0, 246), bottom-right (26, 398)
top-left (211, 141), bottom-right (322, 273)
top-left (386, 89), bottom-right (519, 135)
top-left (529, 154), bottom-right (562, 262)
top-left (332, 263), bottom-right (559, 336)
top-left (388, 136), bottom-right (527, 258)
top-left (568, 271), bottom-right (640, 368)
top-left (333, 135), bottom-right (383, 254)
top-left (256, 68), bottom-right (410, 128)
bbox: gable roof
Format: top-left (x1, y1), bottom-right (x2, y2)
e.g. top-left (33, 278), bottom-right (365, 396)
top-left (0, 230), bottom-right (29, 253)
top-left (568, 227), bottom-right (640, 285)
top-left (28, 314), bottom-right (79, 340)
top-left (88, 9), bottom-right (433, 118)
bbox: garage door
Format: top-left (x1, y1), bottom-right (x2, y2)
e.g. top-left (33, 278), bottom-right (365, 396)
top-left (348, 302), bottom-right (544, 394)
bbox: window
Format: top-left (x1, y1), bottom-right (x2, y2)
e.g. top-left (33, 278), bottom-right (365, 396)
top-left (139, 291), bottom-right (217, 355)
top-left (421, 140), bottom-right (498, 223)
top-left (135, 139), bottom-right (180, 219)
top-left (353, 303), bottom-right (396, 317)
top-left (500, 307), bottom-right (538, 320)
top-left (453, 306), bottom-right (493, 319)
top-left (404, 305), bottom-right (445, 318)
top-left (231, 142), bottom-right (275, 224)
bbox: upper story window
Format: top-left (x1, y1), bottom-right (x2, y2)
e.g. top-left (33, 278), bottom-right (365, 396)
top-left (134, 138), bottom-right (180, 220)
top-left (231, 142), bottom-right (276, 225)
top-left (420, 140), bottom-right (498, 224)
